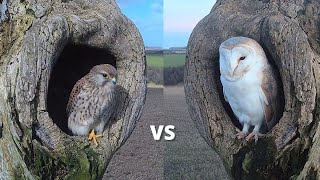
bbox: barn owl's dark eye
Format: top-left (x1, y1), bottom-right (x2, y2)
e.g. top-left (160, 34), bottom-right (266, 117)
top-left (240, 56), bottom-right (246, 60)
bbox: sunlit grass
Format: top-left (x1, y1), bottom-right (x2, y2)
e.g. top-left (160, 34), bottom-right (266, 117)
top-left (147, 54), bottom-right (185, 68)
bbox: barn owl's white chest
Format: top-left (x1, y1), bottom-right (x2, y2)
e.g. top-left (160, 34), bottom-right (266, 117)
top-left (221, 65), bottom-right (265, 126)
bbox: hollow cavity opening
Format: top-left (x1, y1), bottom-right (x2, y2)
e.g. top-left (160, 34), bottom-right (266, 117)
top-left (47, 44), bottom-right (116, 134)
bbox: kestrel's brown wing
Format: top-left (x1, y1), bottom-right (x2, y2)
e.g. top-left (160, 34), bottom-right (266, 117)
top-left (259, 65), bottom-right (280, 130)
top-left (66, 76), bottom-right (87, 115)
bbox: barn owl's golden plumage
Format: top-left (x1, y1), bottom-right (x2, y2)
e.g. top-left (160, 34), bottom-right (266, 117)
top-left (67, 64), bottom-right (117, 145)
top-left (219, 37), bottom-right (281, 143)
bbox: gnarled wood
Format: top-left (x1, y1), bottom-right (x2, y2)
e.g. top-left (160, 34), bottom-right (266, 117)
top-left (185, 0), bottom-right (320, 179)
top-left (0, 0), bottom-right (146, 179)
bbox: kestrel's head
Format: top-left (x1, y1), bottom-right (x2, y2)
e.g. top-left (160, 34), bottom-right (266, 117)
top-left (219, 37), bottom-right (267, 81)
top-left (89, 64), bottom-right (117, 86)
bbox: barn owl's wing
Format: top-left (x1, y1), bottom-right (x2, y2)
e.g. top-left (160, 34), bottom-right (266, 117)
top-left (66, 76), bottom-right (87, 115)
top-left (223, 88), bottom-right (229, 102)
top-left (220, 76), bottom-right (229, 102)
top-left (258, 66), bottom-right (280, 130)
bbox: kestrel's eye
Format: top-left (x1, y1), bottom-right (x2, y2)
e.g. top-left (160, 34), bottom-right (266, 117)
top-left (102, 73), bottom-right (108, 78)
top-left (239, 56), bottom-right (246, 60)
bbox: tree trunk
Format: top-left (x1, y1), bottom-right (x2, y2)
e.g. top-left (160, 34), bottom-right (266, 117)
top-left (0, 0), bottom-right (146, 179)
top-left (184, 0), bottom-right (320, 179)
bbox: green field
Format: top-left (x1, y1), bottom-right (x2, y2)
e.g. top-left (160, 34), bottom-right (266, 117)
top-left (147, 54), bottom-right (185, 68)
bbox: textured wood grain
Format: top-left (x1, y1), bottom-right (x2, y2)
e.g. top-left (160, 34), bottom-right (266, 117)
top-left (184, 0), bottom-right (320, 179)
top-left (0, 0), bottom-right (146, 179)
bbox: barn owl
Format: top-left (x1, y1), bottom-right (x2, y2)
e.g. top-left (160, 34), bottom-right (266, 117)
top-left (67, 64), bottom-right (117, 145)
top-left (219, 37), bottom-right (280, 143)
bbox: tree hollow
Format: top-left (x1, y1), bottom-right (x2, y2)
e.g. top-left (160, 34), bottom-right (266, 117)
top-left (47, 44), bottom-right (117, 134)
top-left (0, 0), bottom-right (146, 179)
top-left (184, 0), bottom-right (320, 179)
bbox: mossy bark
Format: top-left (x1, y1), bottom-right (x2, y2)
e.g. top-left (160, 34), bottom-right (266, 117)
top-left (184, 0), bottom-right (320, 179)
top-left (0, 0), bottom-right (146, 179)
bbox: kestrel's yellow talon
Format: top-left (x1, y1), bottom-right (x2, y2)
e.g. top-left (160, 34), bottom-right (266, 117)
top-left (88, 130), bottom-right (103, 145)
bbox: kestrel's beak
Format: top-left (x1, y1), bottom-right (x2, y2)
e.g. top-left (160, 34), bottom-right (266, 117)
top-left (112, 77), bottom-right (117, 85)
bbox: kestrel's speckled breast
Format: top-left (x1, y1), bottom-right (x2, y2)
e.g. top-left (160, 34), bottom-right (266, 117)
top-left (68, 83), bottom-right (116, 131)
top-left (94, 85), bottom-right (116, 122)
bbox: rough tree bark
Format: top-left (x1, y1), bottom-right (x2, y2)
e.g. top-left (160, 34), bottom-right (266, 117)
top-left (0, 0), bottom-right (146, 179)
top-left (185, 0), bottom-right (320, 179)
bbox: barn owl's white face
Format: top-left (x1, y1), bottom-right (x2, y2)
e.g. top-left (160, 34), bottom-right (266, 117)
top-left (219, 38), bottom-right (265, 81)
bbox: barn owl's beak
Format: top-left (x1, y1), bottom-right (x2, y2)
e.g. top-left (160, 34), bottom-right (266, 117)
top-left (112, 77), bottom-right (117, 85)
top-left (229, 61), bottom-right (238, 77)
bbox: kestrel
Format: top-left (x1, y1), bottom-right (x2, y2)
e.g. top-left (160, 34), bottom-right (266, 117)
top-left (67, 64), bottom-right (117, 145)
top-left (219, 37), bottom-right (281, 143)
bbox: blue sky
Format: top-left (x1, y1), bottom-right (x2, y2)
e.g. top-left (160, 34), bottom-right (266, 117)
top-left (116, 0), bottom-right (216, 48)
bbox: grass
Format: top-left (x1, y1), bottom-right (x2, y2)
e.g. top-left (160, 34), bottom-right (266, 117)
top-left (164, 132), bottom-right (230, 179)
top-left (147, 54), bottom-right (185, 68)
top-left (146, 54), bottom-right (163, 67)
top-left (163, 87), bottom-right (230, 179)
top-left (164, 54), bottom-right (186, 67)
